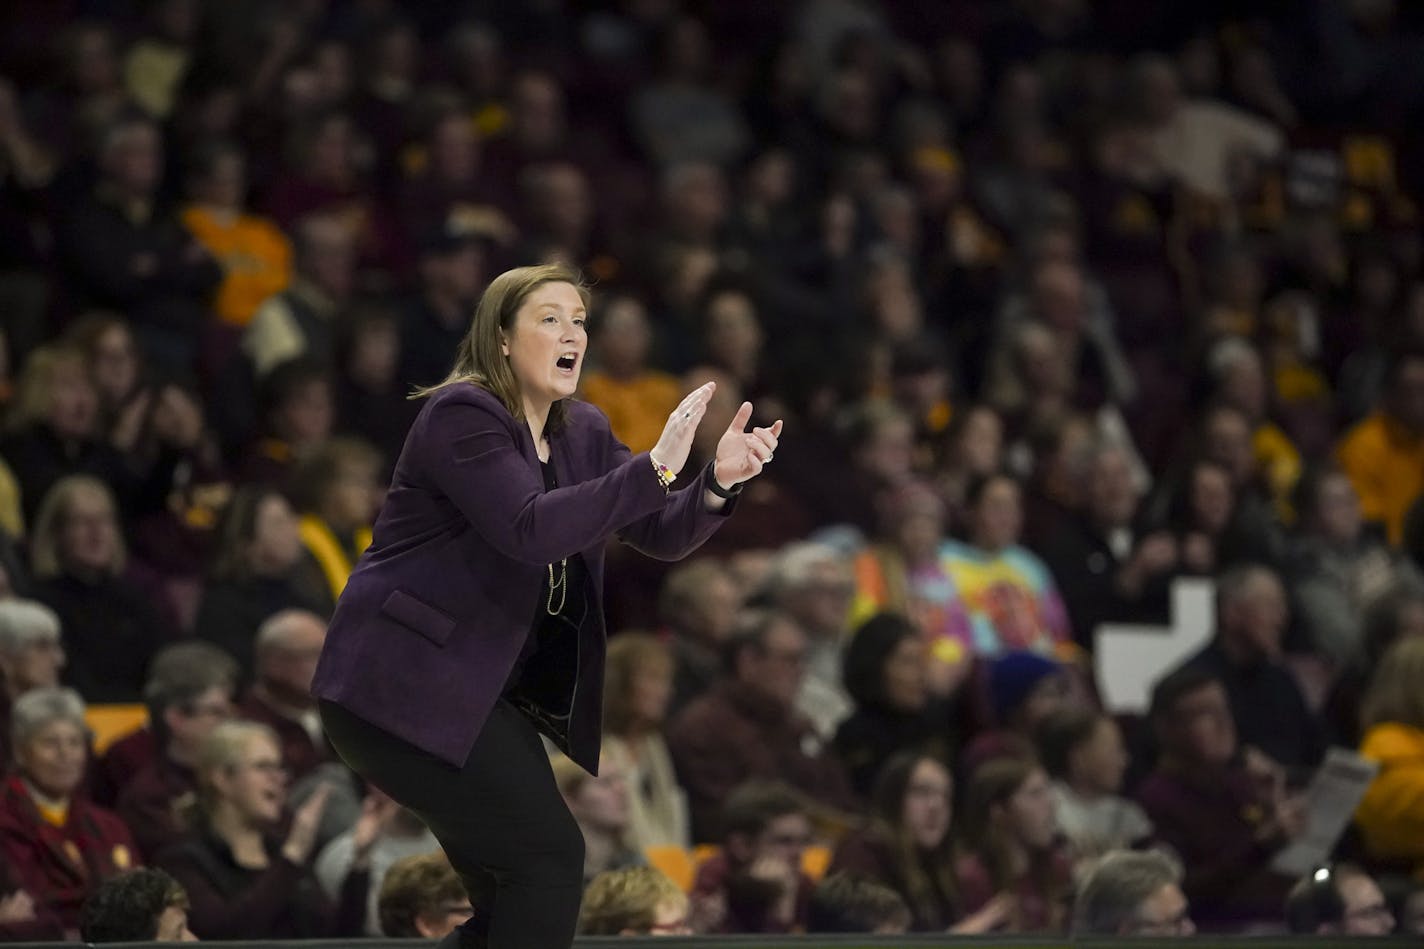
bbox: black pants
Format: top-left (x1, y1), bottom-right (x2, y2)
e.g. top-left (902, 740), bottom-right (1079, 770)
top-left (320, 699), bottom-right (584, 948)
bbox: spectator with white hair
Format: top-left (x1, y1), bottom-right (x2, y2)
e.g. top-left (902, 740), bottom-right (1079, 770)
top-left (0, 599), bottom-right (65, 768)
top-left (238, 610), bottom-right (331, 782)
top-left (1072, 849), bottom-right (1195, 936)
top-left (0, 687), bottom-right (139, 936)
top-left (765, 540), bottom-right (857, 739)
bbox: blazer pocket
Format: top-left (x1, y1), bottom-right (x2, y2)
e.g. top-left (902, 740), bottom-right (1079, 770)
top-left (380, 589), bottom-right (456, 646)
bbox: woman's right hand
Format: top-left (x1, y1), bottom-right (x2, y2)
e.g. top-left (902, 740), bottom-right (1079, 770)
top-left (649, 382), bottom-right (716, 476)
top-left (281, 783), bottom-right (332, 865)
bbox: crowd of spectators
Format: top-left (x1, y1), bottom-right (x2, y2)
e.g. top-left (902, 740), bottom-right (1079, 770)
top-left (3, 0), bottom-right (1424, 941)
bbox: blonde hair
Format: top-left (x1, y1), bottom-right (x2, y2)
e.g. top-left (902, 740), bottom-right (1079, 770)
top-left (1362, 635), bottom-right (1424, 732)
top-left (194, 720), bottom-right (280, 811)
top-left (30, 475), bottom-right (125, 579)
top-left (411, 263), bottom-right (590, 433)
top-left (8, 345), bottom-right (90, 433)
top-left (578, 866), bottom-right (686, 935)
top-left (603, 633), bottom-right (673, 735)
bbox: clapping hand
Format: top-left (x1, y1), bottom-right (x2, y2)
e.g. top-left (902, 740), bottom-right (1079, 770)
top-left (712, 401), bottom-right (783, 490)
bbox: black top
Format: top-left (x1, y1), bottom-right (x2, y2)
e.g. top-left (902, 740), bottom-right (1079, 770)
top-left (503, 460), bottom-right (590, 756)
top-left (1184, 641), bottom-right (1326, 776)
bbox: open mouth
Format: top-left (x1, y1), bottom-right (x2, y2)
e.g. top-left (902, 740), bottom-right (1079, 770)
top-left (556, 353), bottom-right (578, 372)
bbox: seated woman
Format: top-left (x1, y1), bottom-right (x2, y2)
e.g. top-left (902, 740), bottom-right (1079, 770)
top-left (154, 720), bottom-right (367, 939)
top-left (550, 749), bottom-right (643, 884)
top-left (601, 633), bottom-right (689, 850)
top-left (940, 473), bottom-right (1073, 659)
top-left (1035, 707), bottom-right (1153, 859)
top-left (289, 438), bottom-right (381, 608)
top-left (0, 687), bottom-right (138, 937)
top-left (957, 757), bottom-right (1074, 934)
top-left (193, 486), bottom-right (331, 678)
top-left (29, 475), bottom-right (176, 702)
top-left (833, 614), bottom-right (951, 799)
top-left (1356, 635), bottom-right (1424, 878)
top-left (831, 752), bottom-right (1008, 933)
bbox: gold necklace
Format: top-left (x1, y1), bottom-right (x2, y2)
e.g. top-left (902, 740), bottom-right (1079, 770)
top-left (546, 558), bottom-right (567, 615)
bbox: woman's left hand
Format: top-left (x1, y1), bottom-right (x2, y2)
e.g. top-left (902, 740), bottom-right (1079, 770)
top-left (712, 401), bottom-right (783, 489)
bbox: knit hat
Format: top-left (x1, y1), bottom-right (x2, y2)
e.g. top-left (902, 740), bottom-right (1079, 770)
top-left (989, 651), bottom-right (1062, 724)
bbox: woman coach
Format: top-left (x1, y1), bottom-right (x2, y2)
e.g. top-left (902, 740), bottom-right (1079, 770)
top-left (313, 263), bottom-right (780, 948)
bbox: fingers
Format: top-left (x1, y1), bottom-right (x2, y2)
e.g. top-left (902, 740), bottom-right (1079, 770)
top-left (676, 381), bottom-right (715, 416)
top-left (725, 400), bottom-right (753, 434)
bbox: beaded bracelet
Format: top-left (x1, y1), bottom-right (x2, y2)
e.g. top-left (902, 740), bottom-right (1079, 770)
top-left (651, 456), bottom-right (676, 491)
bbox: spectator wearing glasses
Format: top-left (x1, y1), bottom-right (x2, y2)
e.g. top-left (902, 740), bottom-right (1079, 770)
top-left (1135, 666), bottom-right (1300, 931)
top-left (376, 850), bottom-right (473, 939)
top-left (765, 541), bottom-right (858, 741)
top-left (154, 720), bottom-right (366, 939)
top-left (0, 688), bottom-right (138, 936)
top-left (1285, 864), bottom-right (1394, 936)
top-left (667, 610), bottom-right (855, 842)
top-left (578, 866), bottom-right (691, 936)
top-left (116, 642), bottom-right (239, 861)
top-left (689, 781), bottom-right (815, 934)
top-left (1071, 849), bottom-right (1194, 937)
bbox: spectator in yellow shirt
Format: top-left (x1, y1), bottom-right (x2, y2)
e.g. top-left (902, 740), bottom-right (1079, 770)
top-left (580, 294), bottom-right (680, 453)
top-left (1337, 350), bottom-right (1424, 546)
top-left (181, 141), bottom-right (293, 329)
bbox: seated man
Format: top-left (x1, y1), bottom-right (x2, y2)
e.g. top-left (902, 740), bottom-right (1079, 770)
top-left (79, 868), bottom-right (196, 942)
top-left (689, 781), bottom-right (816, 934)
top-left (578, 867), bottom-right (691, 936)
top-left (376, 851), bottom-right (473, 940)
top-left (1135, 667), bottom-right (1302, 932)
top-left (117, 642), bottom-right (238, 860)
top-left (1175, 564), bottom-right (1324, 773)
top-left (1072, 850), bottom-right (1194, 937)
top-left (667, 609), bottom-right (855, 841)
top-left (1285, 864), bottom-right (1395, 936)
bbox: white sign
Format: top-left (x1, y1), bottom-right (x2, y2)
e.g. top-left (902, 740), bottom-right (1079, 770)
top-left (1094, 578), bottom-right (1216, 714)
top-left (1272, 748), bottom-right (1380, 877)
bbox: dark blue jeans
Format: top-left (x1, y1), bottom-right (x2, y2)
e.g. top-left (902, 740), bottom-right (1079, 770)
top-left (320, 699), bottom-right (584, 948)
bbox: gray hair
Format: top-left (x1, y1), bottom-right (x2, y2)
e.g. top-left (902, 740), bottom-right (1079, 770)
top-left (254, 609), bottom-right (326, 662)
top-left (1072, 849), bottom-right (1183, 936)
top-left (1205, 335), bottom-right (1262, 381)
top-left (11, 686), bottom-right (87, 751)
top-left (0, 599), bottom-right (62, 656)
top-left (763, 542), bottom-right (849, 601)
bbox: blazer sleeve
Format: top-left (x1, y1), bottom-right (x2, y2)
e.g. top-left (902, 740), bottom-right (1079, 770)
top-left (616, 461), bottom-right (736, 562)
top-left (419, 393), bottom-right (671, 564)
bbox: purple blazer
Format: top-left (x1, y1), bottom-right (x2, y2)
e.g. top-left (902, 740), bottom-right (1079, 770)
top-left (311, 383), bottom-right (731, 772)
